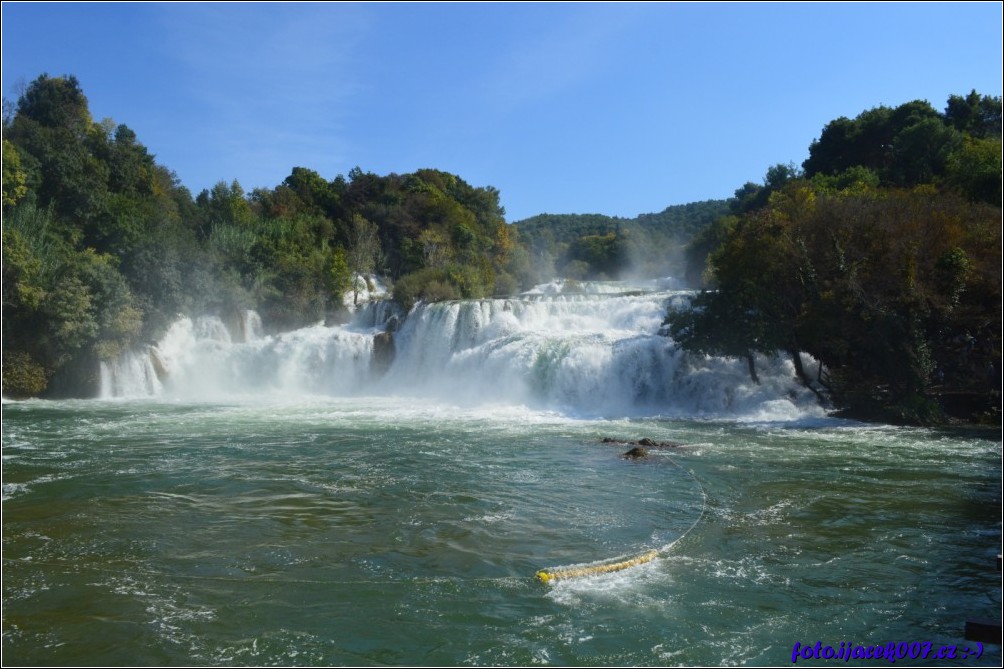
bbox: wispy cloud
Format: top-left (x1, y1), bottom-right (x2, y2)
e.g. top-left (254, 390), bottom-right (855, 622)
top-left (481, 5), bottom-right (648, 114)
top-left (152, 3), bottom-right (371, 186)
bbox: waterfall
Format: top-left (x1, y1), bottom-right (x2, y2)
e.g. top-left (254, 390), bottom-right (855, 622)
top-left (381, 289), bottom-right (817, 418)
top-left (99, 348), bottom-right (162, 398)
top-left (100, 286), bottom-right (823, 419)
top-left (240, 309), bottom-right (264, 342)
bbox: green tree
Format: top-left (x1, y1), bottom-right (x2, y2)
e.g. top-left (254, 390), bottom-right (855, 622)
top-left (2, 201), bottom-right (58, 317)
top-left (327, 246), bottom-right (352, 299)
top-left (7, 74), bottom-right (110, 224)
top-left (944, 90), bottom-right (1003, 139)
top-left (14, 74), bottom-right (92, 134)
top-left (2, 139), bottom-right (29, 208)
top-left (803, 99), bottom-right (957, 188)
top-left (282, 166), bottom-right (342, 219)
top-left (945, 135), bottom-right (1003, 204)
top-left (197, 180), bottom-right (254, 231)
top-left (347, 213), bottom-right (381, 305)
top-left (671, 177), bottom-right (1001, 422)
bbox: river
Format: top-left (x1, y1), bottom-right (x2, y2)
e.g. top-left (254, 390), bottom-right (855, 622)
top-left (3, 281), bottom-right (1000, 665)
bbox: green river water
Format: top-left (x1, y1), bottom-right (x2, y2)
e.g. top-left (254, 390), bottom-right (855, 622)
top-left (2, 396), bottom-right (1000, 666)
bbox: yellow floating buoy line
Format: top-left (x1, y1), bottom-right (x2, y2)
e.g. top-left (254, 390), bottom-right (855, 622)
top-left (535, 549), bottom-right (659, 583)
top-left (535, 451), bottom-right (707, 585)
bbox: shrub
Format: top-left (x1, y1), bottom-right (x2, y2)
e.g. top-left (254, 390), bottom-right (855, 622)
top-left (2, 351), bottom-right (49, 397)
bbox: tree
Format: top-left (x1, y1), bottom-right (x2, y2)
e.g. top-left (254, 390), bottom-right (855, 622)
top-left (944, 90), bottom-right (1003, 139)
top-left (561, 232), bottom-right (627, 279)
top-left (887, 117), bottom-right (961, 186)
top-left (671, 174), bottom-right (1001, 422)
top-left (803, 100), bottom-right (948, 186)
top-left (2, 139), bottom-right (29, 209)
top-left (197, 180), bottom-right (254, 229)
top-left (347, 213), bottom-right (381, 305)
top-left (14, 74), bottom-right (91, 136)
top-left (945, 135), bottom-right (1003, 205)
top-left (418, 227), bottom-right (452, 269)
top-left (327, 246), bottom-right (352, 299)
top-left (281, 166), bottom-right (342, 220)
top-left (6, 75), bottom-right (113, 223)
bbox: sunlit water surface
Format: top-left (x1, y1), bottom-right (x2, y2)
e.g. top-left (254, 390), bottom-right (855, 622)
top-left (3, 397), bottom-right (1000, 666)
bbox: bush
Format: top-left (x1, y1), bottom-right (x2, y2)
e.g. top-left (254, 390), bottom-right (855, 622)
top-left (493, 270), bottom-right (520, 297)
top-left (393, 267), bottom-right (448, 310)
top-left (422, 279), bottom-right (459, 303)
top-left (393, 266), bottom-right (476, 310)
top-left (2, 351), bottom-right (49, 397)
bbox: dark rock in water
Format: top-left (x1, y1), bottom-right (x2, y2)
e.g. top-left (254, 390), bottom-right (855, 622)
top-left (371, 331), bottom-right (395, 378)
top-left (624, 447), bottom-right (648, 459)
top-left (602, 436), bottom-right (682, 449)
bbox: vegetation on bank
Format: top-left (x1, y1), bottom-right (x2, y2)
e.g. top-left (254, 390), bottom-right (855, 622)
top-left (2, 74), bottom-right (715, 398)
top-left (0, 76), bottom-right (521, 396)
top-left (668, 92), bottom-right (1002, 424)
top-left (2, 74), bottom-right (1000, 427)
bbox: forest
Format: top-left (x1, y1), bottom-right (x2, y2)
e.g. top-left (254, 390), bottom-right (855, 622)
top-left (513, 199), bottom-right (728, 281)
top-left (2, 74), bottom-right (1001, 424)
top-left (668, 92), bottom-right (1002, 423)
top-left (2, 74), bottom-right (706, 398)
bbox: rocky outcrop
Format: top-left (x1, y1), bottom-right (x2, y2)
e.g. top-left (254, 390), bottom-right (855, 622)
top-left (371, 331), bottom-right (395, 378)
top-left (601, 437), bottom-right (682, 449)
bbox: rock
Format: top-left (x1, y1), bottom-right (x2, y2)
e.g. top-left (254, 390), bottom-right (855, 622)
top-left (602, 436), bottom-right (682, 449)
top-left (371, 331), bottom-right (395, 378)
top-left (623, 447), bottom-right (648, 459)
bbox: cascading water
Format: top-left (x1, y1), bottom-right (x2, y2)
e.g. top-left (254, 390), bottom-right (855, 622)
top-left (100, 282), bottom-right (823, 419)
top-left (101, 311), bottom-right (378, 400)
top-left (240, 309), bottom-right (264, 342)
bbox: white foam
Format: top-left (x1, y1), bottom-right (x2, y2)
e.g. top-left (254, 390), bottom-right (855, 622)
top-left (101, 283), bottom-right (826, 421)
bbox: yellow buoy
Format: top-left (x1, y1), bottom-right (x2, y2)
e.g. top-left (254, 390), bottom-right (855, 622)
top-left (535, 549), bottom-right (658, 583)
top-left (535, 451), bottom-right (707, 586)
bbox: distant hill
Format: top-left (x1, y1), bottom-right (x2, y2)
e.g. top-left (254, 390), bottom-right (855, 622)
top-left (512, 199), bottom-right (729, 281)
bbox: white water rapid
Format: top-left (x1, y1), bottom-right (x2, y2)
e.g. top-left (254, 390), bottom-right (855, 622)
top-left (101, 281), bottom-right (824, 420)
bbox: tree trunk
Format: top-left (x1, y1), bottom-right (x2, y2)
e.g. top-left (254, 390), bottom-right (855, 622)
top-left (791, 347), bottom-right (809, 386)
top-left (790, 348), bottom-right (829, 405)
top-left (745, 350), bottom-right (760, 385)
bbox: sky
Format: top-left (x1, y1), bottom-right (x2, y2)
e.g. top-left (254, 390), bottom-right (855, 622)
top-left (2, 2), bottom-right (1001, 222)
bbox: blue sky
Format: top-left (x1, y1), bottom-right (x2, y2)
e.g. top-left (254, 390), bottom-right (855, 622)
top-left (3, 2), bottom-right (1001, 222)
